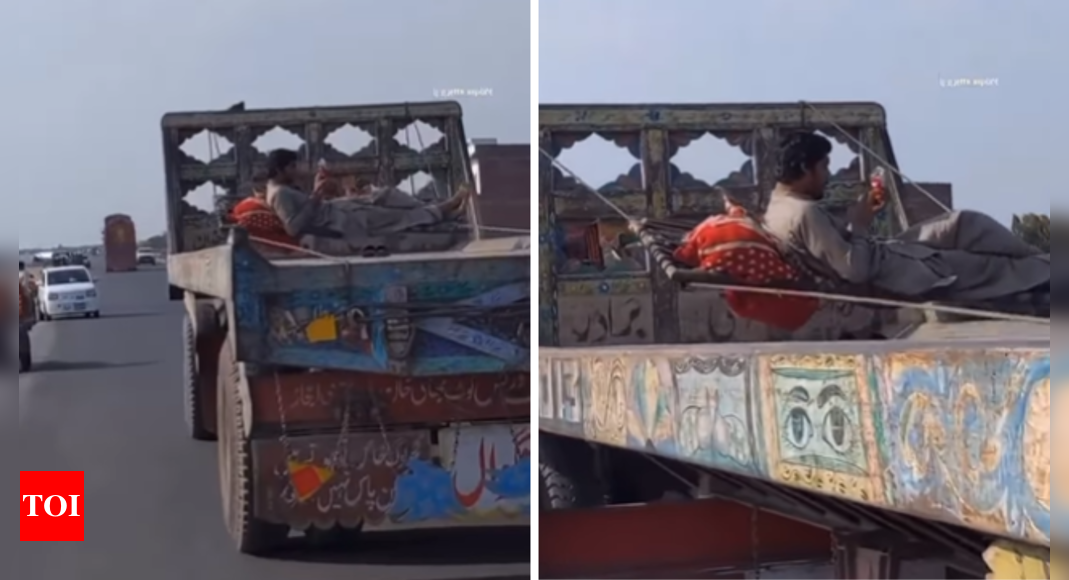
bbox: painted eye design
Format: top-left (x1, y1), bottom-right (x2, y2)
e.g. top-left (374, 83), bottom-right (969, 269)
top-left (785, 407), bottom-right (813, 449)
top-left (822, 407), bottom-right (853, 454)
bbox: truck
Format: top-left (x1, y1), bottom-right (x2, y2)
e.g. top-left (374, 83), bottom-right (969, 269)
top-left (162, 101), bottom-right (530, 555)
top-left (538, 102), bottom-right (1050, 579)
top-left (103, 214), bottom-right (137, 272)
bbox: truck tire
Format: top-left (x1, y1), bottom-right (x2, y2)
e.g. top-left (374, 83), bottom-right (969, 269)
top-left (539, 433), bottom-right (607, 510)
top-left (218, 333), bottom-right (288, 555)
top-left (305, 523), bottom-right (365, 548)
top-left (18, 328), bottom-right (31, 373)
top-left (183, 313), bottom-right (214, 441)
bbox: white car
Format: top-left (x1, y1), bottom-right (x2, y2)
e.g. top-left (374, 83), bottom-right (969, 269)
top-left (137, 250), bottom-right (158, 266)
top-left (38, 266), bottom-right (101, 320)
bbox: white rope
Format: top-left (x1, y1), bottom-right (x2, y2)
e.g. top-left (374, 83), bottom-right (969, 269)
top-left (407, 106), bottom-right (491, 237)
top-left (799, 101), bottom-right (951, 214)
top-left (538, 147), bottom-right (1048, 325)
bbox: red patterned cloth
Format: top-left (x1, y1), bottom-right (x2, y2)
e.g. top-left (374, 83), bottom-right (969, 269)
top-left (673, 207), bottom-right (820, 330)
top-left (231, 197), bottom-right (298, 247)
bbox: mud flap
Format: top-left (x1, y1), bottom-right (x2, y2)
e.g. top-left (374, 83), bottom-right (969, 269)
top-left (184, 301), bottom-right (223, 441)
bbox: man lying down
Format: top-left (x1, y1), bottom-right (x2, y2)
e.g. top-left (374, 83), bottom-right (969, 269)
top-left (761, 132), bottom-right (1048, 303)
top-left (263, 148), bottom-right (470, 250)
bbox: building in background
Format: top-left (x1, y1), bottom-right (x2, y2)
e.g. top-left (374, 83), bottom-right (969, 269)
top-left (469, 139), bottom-right (529, 236)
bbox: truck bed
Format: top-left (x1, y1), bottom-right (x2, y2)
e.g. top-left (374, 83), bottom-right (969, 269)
top-left (170, 231), bottom-right (530, 374)
top-left (539, 325), bottom-right (1051, 547)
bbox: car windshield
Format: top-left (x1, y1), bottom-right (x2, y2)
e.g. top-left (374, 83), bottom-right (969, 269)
top-left (46, 269), bottom-right (91, 286)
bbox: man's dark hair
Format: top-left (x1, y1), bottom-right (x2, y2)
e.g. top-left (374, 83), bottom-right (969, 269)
top-left (777, 132), bottom-right (832, 182)
top-left (265, 149), bottom-right (299, 179)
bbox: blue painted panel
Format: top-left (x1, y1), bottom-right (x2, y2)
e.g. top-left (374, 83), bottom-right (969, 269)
top-left (541, 341), bottom-right (1050, 545)
top-left (231, 245), bottom-right (529, 375)
top-left (884, 352), bottom-right (1049, 542)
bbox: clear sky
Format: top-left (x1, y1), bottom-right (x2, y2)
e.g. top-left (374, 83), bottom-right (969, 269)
top-left (539, 0), bottom-right (1059, 224)
top-left (8, 0), bottom-right (530, 249)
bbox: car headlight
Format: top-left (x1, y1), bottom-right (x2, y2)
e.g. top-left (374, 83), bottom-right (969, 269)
top-left (47, 294), bottom-right (59, 301)
top-left (85, 290), bottom-right (97, 298)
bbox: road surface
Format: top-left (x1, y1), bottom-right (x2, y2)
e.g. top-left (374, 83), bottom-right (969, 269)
top-left (17, 265), bottom-right (529, 580)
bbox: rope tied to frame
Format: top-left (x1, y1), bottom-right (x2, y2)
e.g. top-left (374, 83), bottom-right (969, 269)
top-left (539, 108), bottom-right (1048, 325)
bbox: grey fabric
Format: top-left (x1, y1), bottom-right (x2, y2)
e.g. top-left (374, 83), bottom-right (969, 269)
top-left (762, 190), bottom-right (1049, 301)
top-left (267, 183), bottom-right (445, 251)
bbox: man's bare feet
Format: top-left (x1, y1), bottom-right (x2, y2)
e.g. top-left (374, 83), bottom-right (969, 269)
top-left (435, 184), bottom-right (473, 217)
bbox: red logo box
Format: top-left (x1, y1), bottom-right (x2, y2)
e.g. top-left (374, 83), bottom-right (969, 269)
top-left (20, 471), bottom-right (84, 541)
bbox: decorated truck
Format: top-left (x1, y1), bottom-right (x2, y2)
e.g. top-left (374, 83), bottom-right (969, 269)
top-left (162, 101), bottom-right (530, 555)
top-left (538, 102), bottom-right (1049, 579)
top-left (103, 214), bottom-right (138, 272)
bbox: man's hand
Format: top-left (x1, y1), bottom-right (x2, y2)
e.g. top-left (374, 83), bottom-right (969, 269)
top-left (312, 169), bottom-right (341, 200)
top-left (847, 193), bottom-right (876, 232)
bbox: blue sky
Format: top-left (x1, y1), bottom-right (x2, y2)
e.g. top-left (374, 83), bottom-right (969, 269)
top-left (8, 0), bottom-right (529, 248)
top-left (539, 0), bottom-right (1058, 224)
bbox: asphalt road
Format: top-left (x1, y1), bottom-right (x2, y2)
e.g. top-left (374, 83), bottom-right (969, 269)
top-left (16, 264), bottom-right (529, 580)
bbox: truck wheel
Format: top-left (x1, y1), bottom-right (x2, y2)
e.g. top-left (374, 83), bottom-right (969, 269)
top-left (18, 329), bottom-right (31, 373)
top-left (183, 313), bottom-right (214, 441)
top-left (218, 334), bottom-right (288, 555)
top-left (539, 433), bottom-right (607, 510)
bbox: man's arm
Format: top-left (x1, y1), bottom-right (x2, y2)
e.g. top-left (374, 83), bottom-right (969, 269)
top-left (269, 186), bottom-right (319, 238)
top-left (796, 206), bottom-right (877, 284)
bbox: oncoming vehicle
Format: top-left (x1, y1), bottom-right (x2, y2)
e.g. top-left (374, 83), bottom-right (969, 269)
top-left (70, 253), bottom-right (91, 269)
top-left (38, 266), bottom-right (100, 320)
top-left (50, 252), bottom-right (72, 267)
top-left (136, 249), bottom-right (157, 265)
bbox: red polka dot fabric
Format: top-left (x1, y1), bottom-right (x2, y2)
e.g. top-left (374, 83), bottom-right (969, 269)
top-left (673, 208), bottom-right (820, 330)
top-left (231, 198), bottom-right (299, 247)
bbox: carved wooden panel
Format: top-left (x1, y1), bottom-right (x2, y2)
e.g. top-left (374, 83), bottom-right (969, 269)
top-left (161, 102), bottom-right (471, 254)
top-left (539, 102), bottom-right (908, 346)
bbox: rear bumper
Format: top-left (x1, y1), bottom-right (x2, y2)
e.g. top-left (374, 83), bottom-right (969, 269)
top-left (42, 299), bottom-right (100, 317)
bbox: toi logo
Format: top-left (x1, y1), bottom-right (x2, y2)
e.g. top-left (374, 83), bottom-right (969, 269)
top-left (20, 471), bottom-right (84, 541)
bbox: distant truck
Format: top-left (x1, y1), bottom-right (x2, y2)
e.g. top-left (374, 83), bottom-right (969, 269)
top-left (103, 214), bottom-right (137, 272)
